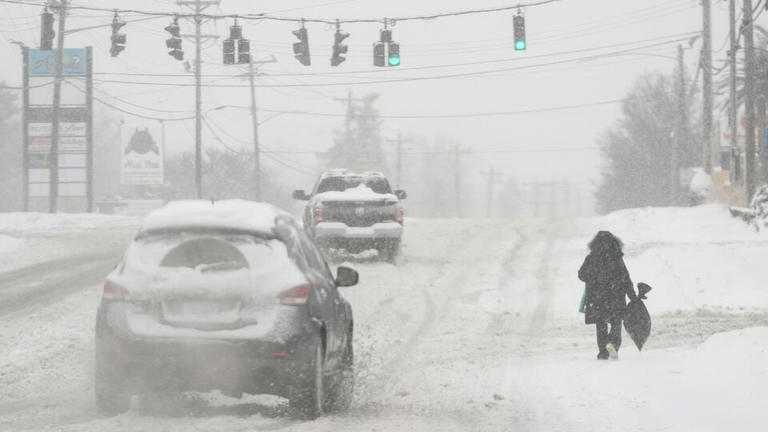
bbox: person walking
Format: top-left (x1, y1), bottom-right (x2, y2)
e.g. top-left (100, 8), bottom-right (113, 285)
top-left (578, 231), bottom-right (638, 360)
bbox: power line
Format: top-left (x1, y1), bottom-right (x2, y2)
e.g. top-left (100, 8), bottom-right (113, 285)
top-left (255, 98), bottom-right (626, 119)
top-left (0, 0), bottom-right (562, 24)
top-left (89, 31), bottom-right (697, 79)
top-left (86, 37), bottom-right (693, 89)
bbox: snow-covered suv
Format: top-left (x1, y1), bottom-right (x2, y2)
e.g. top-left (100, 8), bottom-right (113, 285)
top-left (293, 170), bottom-right (407, 262)
top-left (94, 200), bottom-right (358, 418)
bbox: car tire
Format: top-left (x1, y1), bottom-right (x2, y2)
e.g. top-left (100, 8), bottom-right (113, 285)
top-left (289, 335), bottom-right (325, 419)
top-left (324, 332), bottom-right (354, 413)
top-left (94, 343), bottom-right (131, 416)
top-left (380, 239), bottom-right (401, 263)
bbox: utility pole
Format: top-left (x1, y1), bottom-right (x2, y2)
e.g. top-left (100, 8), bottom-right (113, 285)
top-left (454, 144), bottom-right (461, 218)
top-left (248, 58), bottom-right (260, 201)
top-left (674, 44), bottom-right (687, 205)
top-left (49, 0), bottom-right (68, 213)
top-left (243, 55), bottom-right (276, 201)
top-left (195, 8), bottom-right (202, 199)
top-left (387, 132), bottom-right (414, 189)
top-left (729, 0), bottom-right (740, 185)
top-left (480, 166), bottom-right (502, 217)
top-left (702, 0), bottom-right (714, 175)
top-left (177, 0), bottom-right (219, 199)
top-left (744, 0), bottom-right (757, 202)
top-left (334, 90), bottom-right (363, 145)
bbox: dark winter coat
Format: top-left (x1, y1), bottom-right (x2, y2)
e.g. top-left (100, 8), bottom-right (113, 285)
top-left (578, 232), bottom-right (637, 324)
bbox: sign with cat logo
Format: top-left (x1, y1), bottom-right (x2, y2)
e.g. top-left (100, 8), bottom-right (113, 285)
top-left (121, 124), bottom-right (164, 185)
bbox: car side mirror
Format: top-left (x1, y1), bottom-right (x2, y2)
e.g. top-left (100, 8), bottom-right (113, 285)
top-left (292, 190), bottom-right (309, 200)
top-left (335, 265), bottom-right (359, 287)
top-left (395, 189), bottom-right (407, 200)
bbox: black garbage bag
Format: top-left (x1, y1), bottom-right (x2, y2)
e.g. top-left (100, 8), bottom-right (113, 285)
top-left (624, 283), bottom-right (652, 351)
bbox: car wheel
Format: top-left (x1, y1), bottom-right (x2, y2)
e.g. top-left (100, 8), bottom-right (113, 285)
top-left (289, 335), bottom-right (325, 419)
top-left (94, 343), bottom-right (131, 416)
top-left (324, 332), bottom-right (354, 413)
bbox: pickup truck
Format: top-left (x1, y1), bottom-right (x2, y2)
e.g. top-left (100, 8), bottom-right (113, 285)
top-left (293, 170), bottom-right (407, 262)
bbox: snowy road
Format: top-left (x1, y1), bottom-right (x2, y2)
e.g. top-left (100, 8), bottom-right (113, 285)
top-left (1, 209), bottom-right (767, 431)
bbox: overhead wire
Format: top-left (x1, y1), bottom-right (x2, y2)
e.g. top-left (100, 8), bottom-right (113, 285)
top-left (86, 36), bottom-right (696, 88)
top-left (0, 0), bottom-right (562, 24)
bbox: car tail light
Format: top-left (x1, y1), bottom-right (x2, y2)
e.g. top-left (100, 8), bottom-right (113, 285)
top-left (395, 203), bottom-right (404, 224)
top-left (314, 203), bottom-right (324, 223)
top-left (103, 279), bottom-right (129, 301)
top-left (277, 284), bottom-right (310, 305)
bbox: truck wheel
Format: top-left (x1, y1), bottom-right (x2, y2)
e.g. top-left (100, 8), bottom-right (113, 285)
top-left (380, 239), bottom-right (401, 263)
top-left (289, 335), bottom-right (325, 419)
top-left (324, 333), bottom-right (354, 412)
top-left (94, 344), bottom-right (131, 416)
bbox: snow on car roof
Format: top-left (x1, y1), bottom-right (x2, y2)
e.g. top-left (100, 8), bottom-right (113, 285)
top-left (320, 169), bottom-right (385, 179)
top-left (139, 199), bottom-right (290, 235)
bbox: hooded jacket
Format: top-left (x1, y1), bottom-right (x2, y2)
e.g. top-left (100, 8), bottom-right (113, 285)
top-left (578, 231), bottom-right (637, 324)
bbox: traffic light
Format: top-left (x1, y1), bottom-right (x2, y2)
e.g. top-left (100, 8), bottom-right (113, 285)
top-left (374, 27), bottom-right (399, 67)
top-left (292, 26), bottom-right (310, 66)
top-left (165, 17), bottom-right (183, 61)
top-left (388, 42), bottom-right (400, 66)
top-left (373, 42), bottom-right (385, 67)
top-left (331, 25), bottom-right (348, 67)
top-left (223, 38), bottom-right (235, 64)
top-left (223, 22), bottom-right (250, 65)
top-left (513, 14), bottom-right (526, 51)
top-left (110, 13), bottom-right (126, 57)
top-left (40, 7), bottom-right (55, 50)
top-left (237, 39), bottom-right (250, 64)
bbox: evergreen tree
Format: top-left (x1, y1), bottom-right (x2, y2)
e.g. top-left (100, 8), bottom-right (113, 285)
top-left (596, 71), bottom-right (699, 213)
top-left (325, 93), bottom-right (387, 172)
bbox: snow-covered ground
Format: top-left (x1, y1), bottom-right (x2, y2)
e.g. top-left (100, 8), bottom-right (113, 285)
top-left (0, 205), bottom-right (767, 431)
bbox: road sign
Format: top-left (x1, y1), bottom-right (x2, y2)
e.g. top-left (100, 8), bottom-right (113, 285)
top-left (121, 124), bottom-right (164, 185)
top-left (28, 48), bottom-right (87, 76)
top-left (23, 47), bottom-right (93, 211)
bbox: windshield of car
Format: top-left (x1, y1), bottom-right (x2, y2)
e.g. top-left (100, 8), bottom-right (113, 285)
top-left (316, 176), bottom-right (392, 194)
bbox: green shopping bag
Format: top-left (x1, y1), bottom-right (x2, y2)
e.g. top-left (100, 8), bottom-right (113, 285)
top-left (578, 289), bottom-right (586, 313)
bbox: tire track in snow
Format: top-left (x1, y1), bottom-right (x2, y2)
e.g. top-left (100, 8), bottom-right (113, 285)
top-left (0, 253), bottom-right (119, 318)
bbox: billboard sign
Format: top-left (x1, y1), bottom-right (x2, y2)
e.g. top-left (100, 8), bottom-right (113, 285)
top-left (121, 124), bottom-right (164, 185)
top-left (28, 48), bottom-right (87, 76)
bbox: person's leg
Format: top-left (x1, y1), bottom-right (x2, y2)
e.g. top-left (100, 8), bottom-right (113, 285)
top-left (596, 320), bottom-right (609, 359)
top-left (608, 316), bottom-right (622, 351)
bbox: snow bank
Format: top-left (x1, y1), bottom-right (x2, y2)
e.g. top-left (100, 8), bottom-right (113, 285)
top-left (0, 234), bottom-right (22, 254)
top-left (0, 212), bottom-right (140, 234)
top-left (592, 204), bottom-right (762, 244)
top-left (523, 327), bottom-right (768, 432)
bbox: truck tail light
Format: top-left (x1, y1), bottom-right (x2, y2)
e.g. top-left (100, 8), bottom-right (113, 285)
top-left (395, 204), bottom-right (404, 224)
top-left (314, 203), bottom-right (324, 223)
top-left (277, 284), bottom-right (310, 305)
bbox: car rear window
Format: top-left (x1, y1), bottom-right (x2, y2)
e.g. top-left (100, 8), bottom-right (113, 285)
top-left (124, 232), bottom-right (288, 274)
top-left (316, 176), bottom-right (392, 194)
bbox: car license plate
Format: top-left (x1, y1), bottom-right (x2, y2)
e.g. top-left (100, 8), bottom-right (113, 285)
top-left (355, 207), bottom-right (365, 216)
top-left (183, 300), bottom-right (218, 316)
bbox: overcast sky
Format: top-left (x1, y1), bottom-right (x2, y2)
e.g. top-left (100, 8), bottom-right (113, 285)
top-left (0, 0), bottom-right (748, 200)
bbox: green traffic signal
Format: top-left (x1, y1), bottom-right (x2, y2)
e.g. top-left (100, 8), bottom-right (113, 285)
top-left (388, 54), bottom-right (400, 66)
top-left (515, 40), bottom-right (526, 51)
